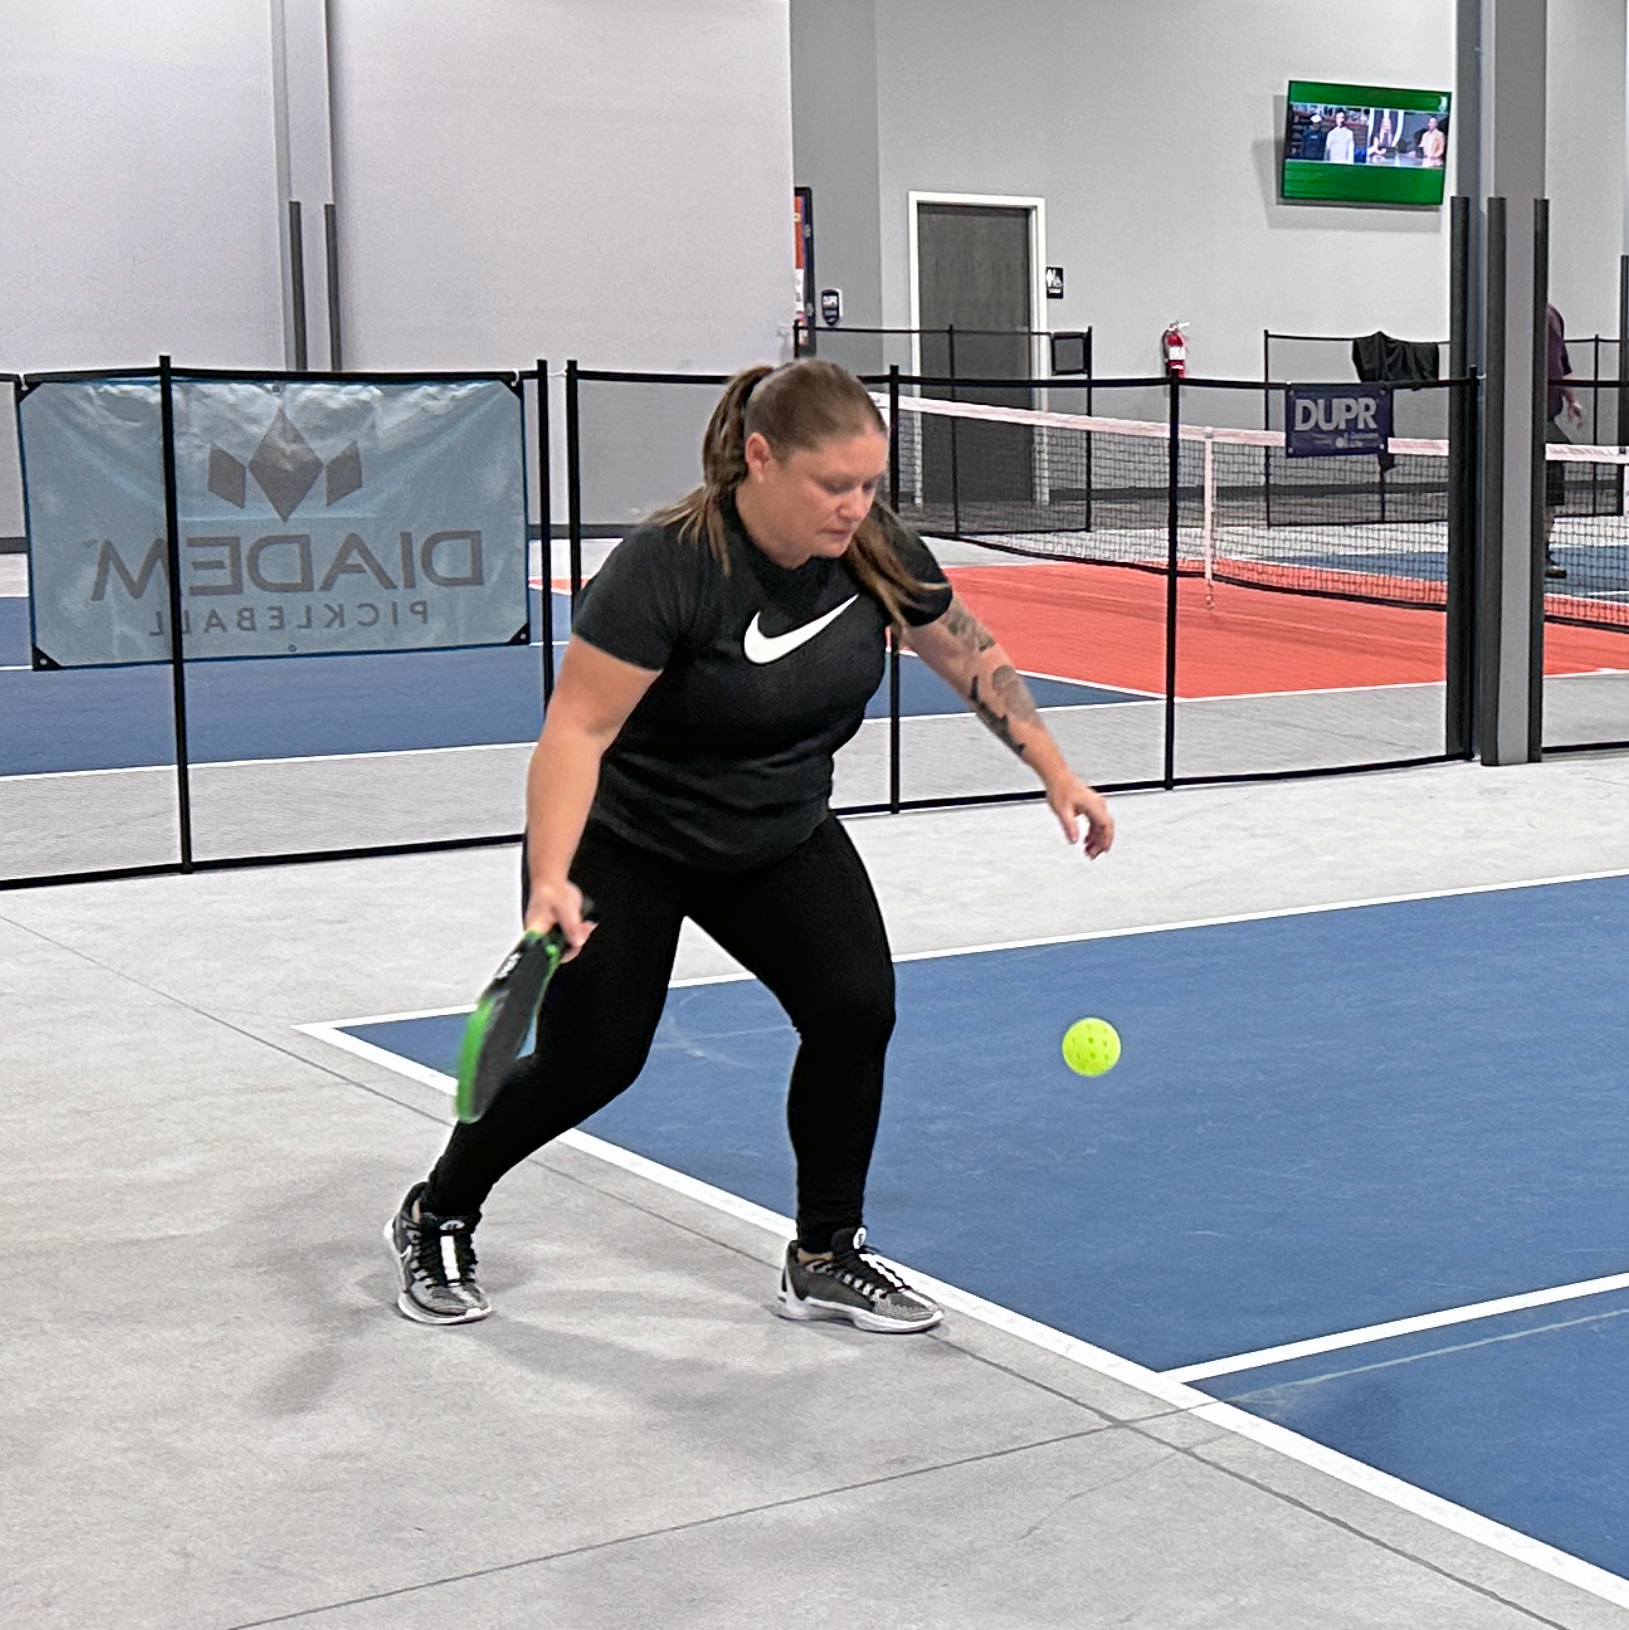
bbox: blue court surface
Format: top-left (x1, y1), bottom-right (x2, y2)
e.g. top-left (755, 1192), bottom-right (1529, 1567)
top-left (317, 873), bottom-right (1629, 1587)
top-left (0, 590), bottom-right (1136, 774)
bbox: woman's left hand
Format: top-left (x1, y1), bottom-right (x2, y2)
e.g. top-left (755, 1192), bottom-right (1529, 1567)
top-left (1046, 773), bottom-right (1115, 859)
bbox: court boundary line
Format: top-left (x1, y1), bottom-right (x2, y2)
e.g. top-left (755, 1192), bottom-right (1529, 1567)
top-left (1164, 1271), bottom-right (1629, 1383)
top-left (883, 861), bottom-right (1629, 962)
top-left (298, 1016), bottom-right (1629, 1609)
top-left (304, 863), bottom-right (1629, 1029)
top-left (1, 740), bottom-right (536, 782)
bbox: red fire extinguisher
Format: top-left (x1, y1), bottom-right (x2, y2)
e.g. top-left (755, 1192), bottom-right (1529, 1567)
top-left (1161, 321), bottom-right (1189, 378)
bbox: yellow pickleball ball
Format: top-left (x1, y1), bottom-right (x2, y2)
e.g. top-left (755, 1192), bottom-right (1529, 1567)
top-left (1062, 1017), bottom-right (1121, 1077)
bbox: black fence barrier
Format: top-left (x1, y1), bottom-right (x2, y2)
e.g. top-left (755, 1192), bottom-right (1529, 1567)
top-left (2, 359), bottom-right (549, 890)
top-left (794, 322), bottom-right (1091, 393)
top-left (563, 364), bottom-right (1478, 815)
top-left (1536, 372), bottom-right (1629, 759)
top-left (3, 353), bottom-right (1491, 892)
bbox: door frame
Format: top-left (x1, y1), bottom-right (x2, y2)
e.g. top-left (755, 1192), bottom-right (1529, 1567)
top-left (906, 191), bottom-right (1048, 381)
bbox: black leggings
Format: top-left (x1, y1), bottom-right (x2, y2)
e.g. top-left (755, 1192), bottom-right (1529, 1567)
top-left (425, 814), bottom-right (896, 1249)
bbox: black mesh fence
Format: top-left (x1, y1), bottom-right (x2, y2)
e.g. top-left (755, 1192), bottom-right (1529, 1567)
top-left (3, 363), bottom-right (547, 887)
top-left (563, 366), bottom-right (1475, 804)
top-left (794, 324), bottom-right (1089, 395)
top-left (2, 358), bottom-right (1487, 890)
top-left (1540, 370), bottom-right (1629, 755)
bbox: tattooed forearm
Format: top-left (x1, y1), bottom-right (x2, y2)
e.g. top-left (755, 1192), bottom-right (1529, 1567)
top-left (969, 664), bottom-right (1040, 758)
top-left (991, 663), bottom-right (1040, 724)
top-left (942, 597), bottom-right (997, 654)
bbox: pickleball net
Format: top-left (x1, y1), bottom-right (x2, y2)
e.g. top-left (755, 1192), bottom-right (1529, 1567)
top-left (881, 389), bottom-right (1629, 628)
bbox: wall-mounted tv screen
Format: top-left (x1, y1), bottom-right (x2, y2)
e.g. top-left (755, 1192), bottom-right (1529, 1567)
top-left (1282, 81), bottom-right (1451, 206)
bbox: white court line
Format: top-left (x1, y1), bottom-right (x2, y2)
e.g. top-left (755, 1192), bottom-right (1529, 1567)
top-left (878, 861), bottom-right (1629, 963)
top-left (1165, 1271), bottom-right (1629, 1384)
top-left (300, 996), bottom-right (1629, 1610)
top-left (1182, 678), bottom-right (1444, 702)
top-left (308, 862), bottom-right (1629, 1034)
top-left (294, 965), bottom-right (750, 1037)
top-left (1, 739), bottom-right (536, 782)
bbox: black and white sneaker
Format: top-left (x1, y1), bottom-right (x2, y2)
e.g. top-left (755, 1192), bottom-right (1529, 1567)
top-left (776, 1226), bottom-right (942, 1334)
top-left (385, 1182), bottom-right (491, 1325)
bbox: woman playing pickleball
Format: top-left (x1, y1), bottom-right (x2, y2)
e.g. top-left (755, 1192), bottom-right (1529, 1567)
top-left (387, 358), bottom-right (1114, 1330)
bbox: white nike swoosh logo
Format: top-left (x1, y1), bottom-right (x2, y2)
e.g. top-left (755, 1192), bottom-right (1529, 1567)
top-left (742, 595), bottom-right (859, 664)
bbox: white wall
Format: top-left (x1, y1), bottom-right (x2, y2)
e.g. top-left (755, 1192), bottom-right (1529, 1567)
top-left (790, 0), bottom-right (883, 352)
top-left (868, 0), bottom-right (1457, 385)
top-left (327, 0), bottom-right (794, 375)
top-left (0, 1), bottom-right (285, 373)
top-left (1547, 0), bottom-right (1627, 343)
top-left (0, 1), bottom-right (286, 540)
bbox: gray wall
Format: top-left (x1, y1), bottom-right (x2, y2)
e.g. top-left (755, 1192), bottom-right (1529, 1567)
top-left (790, 0), bottom-right (885, 374)
top-left (0, 0), bottom-right (287, 375)
top-left (791, 0), bottom-right (1629, 397)
top-left (328, 0), bottom-right (794, 377)
top-left (0, 0), bottom-right (286, 542)
top-left (865, 0), bottom-right (1457, 385)
top-left (2, 0), bottom-right (796, 537)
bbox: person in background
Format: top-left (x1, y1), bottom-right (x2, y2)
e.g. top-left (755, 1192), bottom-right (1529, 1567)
top-left (1419, 116), bottom-right (1446, 168)
top-left (1370, 110), bottom-right (1395, 162)
top-left (1545, 303), bottom-right (1586, 581)
top-left (1323, 110), bottom-right (1356, 164)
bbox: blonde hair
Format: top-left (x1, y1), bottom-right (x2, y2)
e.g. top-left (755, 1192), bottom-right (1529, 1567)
top-left (653, 358), bottom-right (926, 625)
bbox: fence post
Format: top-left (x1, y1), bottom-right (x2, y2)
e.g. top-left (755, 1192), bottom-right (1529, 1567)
top-left (565, 359), bottom-right (584, 602)
top-left (536, 359), bottom-right (554, 706)
top-left (157, 355), bottom-right (195, 871)
top-left (888, 364), bottom-right (903, 814)
top-left (1446, 196), bottom-right (1475, 759)
top-left (1163, 371), bottom-right (1180, 789)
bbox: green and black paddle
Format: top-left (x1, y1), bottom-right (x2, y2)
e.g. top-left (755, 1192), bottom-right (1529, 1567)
top-left (454, 902), bottom-right (593, 1122)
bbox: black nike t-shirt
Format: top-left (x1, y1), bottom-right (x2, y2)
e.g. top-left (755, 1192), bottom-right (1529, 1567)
top-left (571, 499), bottom-right (952, 870)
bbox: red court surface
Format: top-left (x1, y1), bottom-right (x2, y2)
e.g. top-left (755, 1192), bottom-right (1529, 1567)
top-left (948, 562), bottom-right (1629, 699)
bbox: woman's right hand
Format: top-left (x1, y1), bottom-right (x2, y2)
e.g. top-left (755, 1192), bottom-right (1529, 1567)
top-left (524, 878), bottom-right (596, 960)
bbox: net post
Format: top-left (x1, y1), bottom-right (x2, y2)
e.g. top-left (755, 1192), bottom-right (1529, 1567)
top-left (1084, 328), bottom-right (1094, 533)
top-left (565, 359), bottom-right (584, 603)
top-left (157, 355), bottom-right (195, 872)
top-left (888, 365), bottom-right (902, 814)
top-left (887, 364), bottom-right (900, 510)
top-left (536, 359), bottom-right (554, 707)
top-left (1262, 329), bottom-right (1273, 529)
top-left (1446, 194), bottom-right (1475, 759)
top-left (1163, 374), bottom-right (1180, 790)
top-left (1201, 431), bottom-right (1216, 609)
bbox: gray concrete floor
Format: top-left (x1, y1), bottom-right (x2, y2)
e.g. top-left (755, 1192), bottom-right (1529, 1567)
top-left (9, 756), bottom-right (1629, 1628)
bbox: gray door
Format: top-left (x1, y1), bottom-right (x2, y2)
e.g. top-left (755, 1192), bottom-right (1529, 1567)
top-left (916, 203), bottom-right (1033, 510)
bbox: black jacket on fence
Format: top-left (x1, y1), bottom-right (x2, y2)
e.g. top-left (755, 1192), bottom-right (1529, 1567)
top-left (1351, 332), bottom-right (1442, 471)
